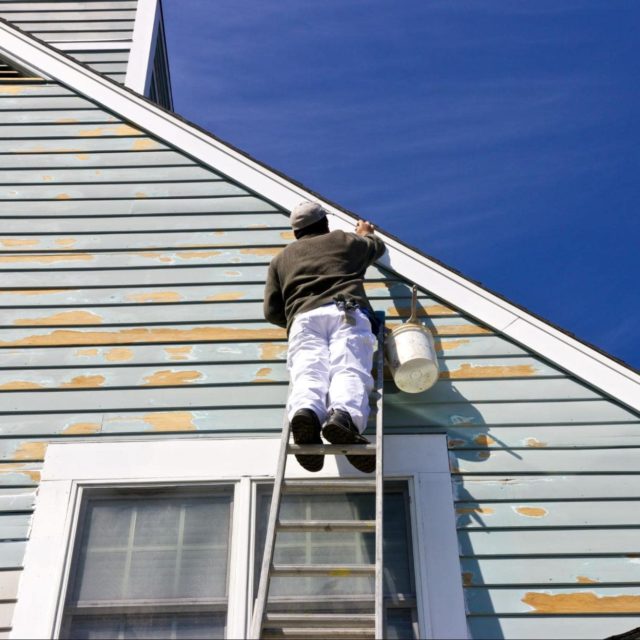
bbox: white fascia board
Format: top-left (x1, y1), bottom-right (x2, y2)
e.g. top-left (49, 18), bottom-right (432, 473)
top-left (55, 42), bottom-right (131, 52)
top-left (124, 0), bottom-right (159, 94)
top-left (1, 19), bottom-right (639, 414)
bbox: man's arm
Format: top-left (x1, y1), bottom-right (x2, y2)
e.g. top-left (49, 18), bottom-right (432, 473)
top-left (355, 219), bottom-right (385, 262)
top-left (263, 261), bottom-right (287, 328)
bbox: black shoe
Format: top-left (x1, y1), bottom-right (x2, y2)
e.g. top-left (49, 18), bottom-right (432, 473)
top-left (291, 409), bottom-right (324, 472)
top-left (322, 409), bottom-right (375, 474)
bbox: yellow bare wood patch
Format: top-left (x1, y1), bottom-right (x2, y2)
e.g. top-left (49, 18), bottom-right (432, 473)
top-left (224, 270), bottom-right (241, 277)
top-left (254, 367), bottom-right (274, 382)
top-left (441, 363), bottom-right (536, 379)
top-left (456, 507), bottom-right (495, 516)
top-left (1, 238), bottom-right (39, 248)
top-left (61, 375), bottom-right (106, 388)
top-left (63, 422), bottom-right (101, 435)
top-left (0, 85), bottom-right (25, 95)
top-left (126, 291), bottom-right (182, 303)
top-left (0, 380), bottom-right (43, 390)
top-left (175, 250), bottom-right (222, 259)
top-left (79, 125), bottom-right (140, 137)
top-left (131, 138), bottom-right (157, 151)
top-left (42, 176), bottom-right (54, 181)
top-left (75, 153), bottom-right (89, 160)
top-left (280, 231), bottom-right (294, 240)
top-left (0, 253), bottom-right (92, 264)
top-left (205, 291), bottom-right (245, 301)
top-left (12, 441), bottom-right (47, 461)
top-left (473, 434), bottom-right (495, 446)
top-left (55, 238), bottom-right (76, 248)
top-left (134, 192), bottom-right (147, 199)
top-left (165, 346), bottom-right (193, 361)
top-left (522, 591), bottom-right (640, 614)
top-left (364, 282), bottom-right (387, 291)
top-left (0, 326), bottom-right (287, 347)
top-left (526, 437), bottom-right (548, 448)
top-left (437, 339), bottom-right (471, 352)
top-left (240, 247), bottom-right (282, 256)
top-left (515, 507), bottom-right (548, 518)
top-left (14, 310), bottom-right (102, 326)
top-left (247, 224), bottom-right (269, 228)
top-left (55, 117), bottom-right (79, 124)
top-left (577, 576), bottom-right (599, 584)
top-left (260, 343), bottom-right (287, 360)
top-left (75, 348), bottom-right (99, 357)
top-left (387, 304), bottom-right (454, 317)
top-left (143, 370), bottom-right (202, 386)
top-left (143, 411), bottom-right (196, 432)
top-left (105, 347), bottom-right (134, 362)
top-left (0, 289), bottom-right (68, 296)
top-left (0, 463), bottom-right (40, 483)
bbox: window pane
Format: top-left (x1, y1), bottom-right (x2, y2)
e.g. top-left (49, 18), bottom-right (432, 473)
top-left (65, 489), bottom-right (232, 640)
top-left (69, 613), bottom-right (225, 640)
top-left (255, 484), bottom-right (418, 637)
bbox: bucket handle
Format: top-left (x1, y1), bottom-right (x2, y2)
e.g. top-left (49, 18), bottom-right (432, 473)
top-left (408, 285), bottom-right (418, 325)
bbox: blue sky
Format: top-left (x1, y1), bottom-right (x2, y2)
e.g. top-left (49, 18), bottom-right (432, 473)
top-left (163, 0), bottom-right (639, 370)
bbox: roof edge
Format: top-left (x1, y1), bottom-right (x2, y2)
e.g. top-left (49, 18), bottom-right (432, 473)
top-left (1, 18), bottom-right (639, 414)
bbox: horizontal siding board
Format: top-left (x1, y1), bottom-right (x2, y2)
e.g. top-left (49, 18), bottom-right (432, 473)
top-left (468, 617), bottom-right (640, 640)
top-left (459, 528), bottom-right (640, 556)
top-left (0, 214), bottom-right (290, 233)
top-left (465, 586), bottom-right (640, 615)
top-left (3, 10), bottom-right (135, 20)
top-left (0, 601), bottom-right (14, 629)
top-left (0, 569), bottom-right (20, 600)
top-left (448, 423), bottom-right (640, 449)
top-left (69, 51), bottom-right (130, 63)
top-left (453, 475), bottom-right (640, 502)
top-left (0, 166), bottom-right (220, 184)
top-left (451, 448), bottom-right (640, 474)
top-left (22, 31), bottom-right (133, 42)
top-left (0, 150), bottom-right (193, 169)
top-left (455, 500), bottom-right (640, 528)
top-left (0, 122), bottom-right (145, 138)
top-left (0, 2), bottom-right (137, 10)
top-left (0, 110), bottom-right (116, 125)
top-left (0, 181), bottom-right (247, 199)
top-left (0, 96), bottom-right (103, 110)
top-left (0, 541), bottom-right (25, 569)
top-left (0, 196), bottom-right (277, 215)
top-left (0, 489), bottom-right (35, 513)
top-left (0, 366), bottom-right (575, 398)
top-left (14, 21), bottom-right (135, 32)
top-left (0, 136), bottom-right (168, 153)
top-left (461, 556), bottom-right (640, 586)
top-left (0, 515), bottom-right (29, 541)
top-left (0, 335), bottom-right (524, 368)
top-left (0, 84), bottom-right (75, 97)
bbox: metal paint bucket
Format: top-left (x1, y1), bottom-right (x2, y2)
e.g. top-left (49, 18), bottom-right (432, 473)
top-left (385, 285), bottom-right (439, 393)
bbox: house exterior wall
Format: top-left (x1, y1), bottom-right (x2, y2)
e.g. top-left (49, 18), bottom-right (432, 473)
top-left (1, 78), bottom-right (640, 639)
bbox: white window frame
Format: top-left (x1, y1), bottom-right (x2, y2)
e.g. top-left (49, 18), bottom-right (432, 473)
top-left (10, 435), bottom-right (467, 639)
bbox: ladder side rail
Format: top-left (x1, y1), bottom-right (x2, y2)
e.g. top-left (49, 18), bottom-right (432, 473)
top-left (374, 312), bottom-right (385, 639)
top-left (249, 393), bottom-right (292, 639)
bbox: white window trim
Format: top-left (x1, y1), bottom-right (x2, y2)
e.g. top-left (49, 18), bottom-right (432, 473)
top-left (11, 435), bottom-right (467, 639)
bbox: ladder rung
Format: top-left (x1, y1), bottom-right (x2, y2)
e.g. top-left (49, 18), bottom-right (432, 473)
top-left (282, 479), bottom-right (376, 493)
top-left (271, 564), bottom-right (375, 577)
top-left (262, 629), bottom-right (374, 639)
top-left (277, 519), bottom-right (375, 533)
top-left (264, 613), bottom-right (375, 627)
top-left (288, 444), bottom-right (376, 455)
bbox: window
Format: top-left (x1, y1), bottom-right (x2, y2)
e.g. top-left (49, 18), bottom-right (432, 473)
top-left (256, 483), bottom-right (419, 639)
top-left (61, 488), bottom-right (233, 639)
top-left (11, 436), bottom-right (467, 639)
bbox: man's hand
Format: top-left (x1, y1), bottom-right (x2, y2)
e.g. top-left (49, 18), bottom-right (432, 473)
top-left (355, 220), bottom-right (376, 236)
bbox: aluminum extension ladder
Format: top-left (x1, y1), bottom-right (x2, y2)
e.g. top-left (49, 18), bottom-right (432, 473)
top-left (250, 312), bottom-right (386, 639)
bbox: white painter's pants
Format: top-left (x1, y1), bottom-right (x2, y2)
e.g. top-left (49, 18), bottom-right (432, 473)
top-left (287, 304), bottom-right (376, 433)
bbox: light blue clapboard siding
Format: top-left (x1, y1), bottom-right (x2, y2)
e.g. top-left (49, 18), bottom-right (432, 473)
top-left (0, 1), bottom-right (137, 82)
top-left (1, 78), bottom-right (640, 640)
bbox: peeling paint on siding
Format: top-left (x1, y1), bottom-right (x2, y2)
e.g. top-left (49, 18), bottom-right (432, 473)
top-left (240, 247), bottom-right (281, 256)
top-left (522, 591), bottom-right (640, 614)
top-left (164, 346), bottom-right (193, 361)
top-left (515, 507), bottom-right (548, 518)
top-left (0, 254), bottom-right (92, 264)
top-left (0, 381), bottom-right (43, 390)
top-left (143, 411), bottom-right (196, 432)
top-left (143, 370), bottom-right (202, 386)
top-left (131, 139), bottom-right (157, 151)
top-left (254, 367), bottom-right (274, 382)
top-left (105, 348), bottom-right (133, 362)
top-left (12, 441), bottom-right (47, 461)
top-left (205, 292), bottom-right (245, 301)
top-left (61, 375), bottom-right (105, 388)
top-left (63, 422), bottom-right (101, 435)
top-left (125, 291), bottom-right (182, 303)
top-left (260, 343), bottom-right (288, 360)
top-left (526, 438), bottom-right (548, 448)
top-left (577, 577), bottom-right (599, 584)
top-left (13, 310), bottom-right (102, 326)
top-left (1, 239), bottom-right (39, 248)
top-left (441, 364), bottom-right (536, 379)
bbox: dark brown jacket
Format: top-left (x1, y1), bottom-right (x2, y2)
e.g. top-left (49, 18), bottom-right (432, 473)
top-left (263, 229), bottom-right (385, 332)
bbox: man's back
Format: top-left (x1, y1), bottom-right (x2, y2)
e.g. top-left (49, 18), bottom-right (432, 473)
top-left (264, 229), bottom-right (385, 331)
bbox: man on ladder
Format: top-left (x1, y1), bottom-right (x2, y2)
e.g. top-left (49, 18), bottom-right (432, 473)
top-left (263, 201), bottom-right (386, 473)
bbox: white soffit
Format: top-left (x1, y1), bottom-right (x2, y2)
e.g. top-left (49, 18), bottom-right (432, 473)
top-left (1, 19), bottom-right (639, 414)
